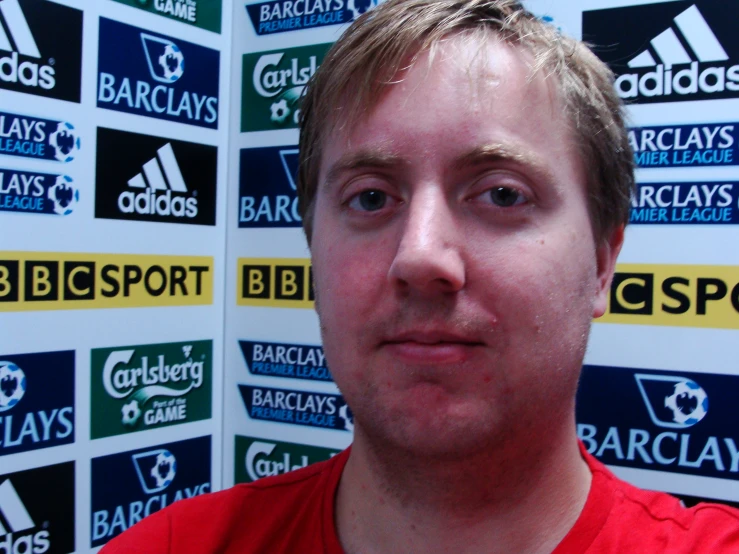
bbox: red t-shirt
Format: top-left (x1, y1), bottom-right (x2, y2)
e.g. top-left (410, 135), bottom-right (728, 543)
top-left (102, 445), bottom-right (739, 553)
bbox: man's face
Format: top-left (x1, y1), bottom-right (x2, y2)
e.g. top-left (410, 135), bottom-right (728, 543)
top-left (311, 37), bottom-right (620, 457)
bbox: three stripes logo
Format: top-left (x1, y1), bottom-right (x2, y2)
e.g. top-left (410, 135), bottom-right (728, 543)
top-left (583, 0), bottom-right (739, 103)
top-left (0, 0), bottom-right (82, 101)
top-left (0, 0), bottom-right (53, 89)
top-left (95, 127), bottom-right (217, 226)
top-left (122, 143), bottom-right (197, 219)
top-left (0, 463), bottom-right (75, 552)
top-left (0, 481), bottom-right (45, 552)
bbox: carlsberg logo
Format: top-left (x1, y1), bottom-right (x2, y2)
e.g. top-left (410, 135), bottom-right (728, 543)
top-left (242, 43), bottom-right (330, 131)
top-left (103, 348), bottom-right (204, 398)
top-left (253, 53), bottom-right (317, 98)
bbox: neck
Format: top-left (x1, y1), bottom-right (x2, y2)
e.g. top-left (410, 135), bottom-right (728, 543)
top-left (336, 418), bottom-right (591, 554)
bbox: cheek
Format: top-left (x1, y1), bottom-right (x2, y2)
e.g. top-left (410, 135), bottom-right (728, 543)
top-left (479, 236), bottom-right (597, 344)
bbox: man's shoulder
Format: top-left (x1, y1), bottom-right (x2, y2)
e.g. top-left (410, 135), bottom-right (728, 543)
top-left (102, 450), bottom-right (348, 554)
top-left (590, 461), bottom-right (739, 552)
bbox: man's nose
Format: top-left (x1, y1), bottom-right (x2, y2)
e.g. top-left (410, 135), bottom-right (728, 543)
top-left (387, 187), bottom-right (466, 295)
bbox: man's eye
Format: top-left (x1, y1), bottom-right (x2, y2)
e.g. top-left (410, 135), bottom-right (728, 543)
top-left (350, 189), bottom-right (388, 211)
top-left (487, 186), bottom-right (526, 207)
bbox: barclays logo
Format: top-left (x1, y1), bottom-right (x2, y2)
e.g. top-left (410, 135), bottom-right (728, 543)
top-left (0, 351), bottom-right (75, 457)
top-left (97, 19), bottom-right (220, 129)
top-left (577, 365), bottom-right (739, 480)
top-left (239, 146), bottom-right (300, 227)
top-left (91, 436), bottom-right (211, 547)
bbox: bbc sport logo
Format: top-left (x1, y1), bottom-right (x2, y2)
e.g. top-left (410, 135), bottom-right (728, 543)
top-left (0, 0), bottom-right (82, 102)
top-left (97, 18), bottom-right (220, 129)
top-left (583, 1), bottom-right (739, 104)
top-left (577, 365), bottom-right (739, 481)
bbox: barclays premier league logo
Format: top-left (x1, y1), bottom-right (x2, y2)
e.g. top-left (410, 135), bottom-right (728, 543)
top-left (246, 0), bottom-right (379, 36)
top-left (577, 365), bottom-right (739, 480)
top-left (97, 18), bottom-right (220, 129)
top-left (0, 351), bottom-right (74, 457)
top-left (0, 111), bottom-right (81, 163)
top-left (0, 361), bottom-right (26, 411)
top-left (132, 449), bottom-right (177, 493)
top-left (0, 170), bottom-right (79, 216)
top-left (239, 385), bottom-right (352, 432)
top-left (630, 181), bottom-right (739, 225)
top-left (141, 34), bottom-right (185, 84)
top-left (630, 122), bottom-right (738, 168)
top-left (635, 374), bottom-right (709, 428)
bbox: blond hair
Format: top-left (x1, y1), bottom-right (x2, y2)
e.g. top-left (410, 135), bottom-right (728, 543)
top-left (297, 0), bottom-right (634, 243)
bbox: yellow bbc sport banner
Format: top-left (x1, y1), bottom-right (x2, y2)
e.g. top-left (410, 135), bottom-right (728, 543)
top-left (237, 258), bottom-right (314, 309)
top-left (0, 252), bottom-right (213, 311)
top-left (601, 264), bottom-right (739, 330)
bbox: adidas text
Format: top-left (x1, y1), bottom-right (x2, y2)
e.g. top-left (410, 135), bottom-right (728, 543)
top-left (0, 530), bottom-right (50, 554)
top-left (118, 189), bottom-right (197, 218)
top-left (616, 61), bottom-right (739, 99)
top-left (0, 52), bottom-right (54, 91)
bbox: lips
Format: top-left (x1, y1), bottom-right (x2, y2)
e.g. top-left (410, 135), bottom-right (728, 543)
top-left (381, 331), bottom-right (484, 363)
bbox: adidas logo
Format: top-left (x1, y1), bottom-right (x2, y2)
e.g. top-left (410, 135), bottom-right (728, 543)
top-left (0, 479), bottom-right (50, 553)
top-left (615, 4), bottom-right (739, 100)
top-left (117, 143), bottom-right (198, 219)
top-left (0, 0), bottom-right (55, 90)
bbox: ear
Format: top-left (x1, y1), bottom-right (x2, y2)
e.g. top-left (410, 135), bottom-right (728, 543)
top-left (592, 225), bottom-right (624, 318)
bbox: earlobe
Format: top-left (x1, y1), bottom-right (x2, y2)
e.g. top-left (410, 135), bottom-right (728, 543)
top-left (592, 225), bottom-right (625, 318)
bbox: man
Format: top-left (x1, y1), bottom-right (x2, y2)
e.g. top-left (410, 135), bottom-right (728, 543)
top-left (105, 0), bottom-right (739, 552)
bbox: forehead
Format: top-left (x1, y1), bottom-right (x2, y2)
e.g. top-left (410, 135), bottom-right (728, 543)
top-left (319, 35), bottom-right (578, 181)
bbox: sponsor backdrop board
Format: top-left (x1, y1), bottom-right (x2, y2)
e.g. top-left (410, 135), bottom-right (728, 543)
top-left (2, 0), bottom-right (739, 551)
top-left (1, 0), bottom-right (230, 551)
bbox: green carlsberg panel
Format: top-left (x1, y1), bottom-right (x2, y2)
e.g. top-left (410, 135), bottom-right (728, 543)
top-left (241, 42), bottom-right (333, 132)
top-left (234, 435), bottom-right (340, 483)
top-left (112, 0), bottom-right (223, 33)
top-left (90, 340), bottom-right (213, 439)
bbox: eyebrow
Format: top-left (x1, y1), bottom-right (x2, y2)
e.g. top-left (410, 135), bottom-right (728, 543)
top-left (323, 147), bottom-right (405, 189)
top-left (322, 142), bottom-right (556, 189)
top-left (451, 144), bottom-right (555, 186)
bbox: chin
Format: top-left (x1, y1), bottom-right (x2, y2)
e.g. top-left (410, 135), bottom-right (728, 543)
top-left (358, 400), bottom-right (509, 461)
